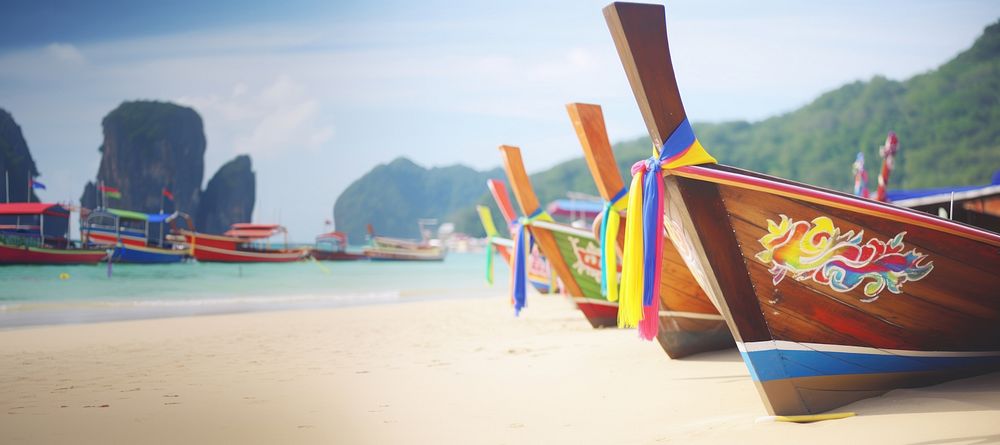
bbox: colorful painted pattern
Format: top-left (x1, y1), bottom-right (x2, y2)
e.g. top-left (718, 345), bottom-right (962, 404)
top-left (550, 230), bottom-right (602, 300)
top-left (755, 215), bottom-right (933, 302)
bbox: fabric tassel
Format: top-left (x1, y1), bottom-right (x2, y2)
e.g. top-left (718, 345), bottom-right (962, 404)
top-left (639, 293), bottom-right (660, 340)
top-left (600, 187), bottom-right (628, 302)
top-left (508, 208), bottom-right (550, 315)
top-left (476, 205), bottom-right (500, 286)
top-left (485, 240), bottom-right (495, 285)
top-left (638, 173), bottom-right (666, 340)
top-left (511, 223), bottom-right (528, 315)
top-left (618, 167), bottom-right (647, 328)
top-left (616, 118), bottom-right (717, 339)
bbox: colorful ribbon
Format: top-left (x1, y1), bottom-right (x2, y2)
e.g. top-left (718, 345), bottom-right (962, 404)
top-left (476, 205), bottom-right (500, 285)
top-left (599, 186), bottom-right (629, 302)
top-left (619, 118), bottom-right (716, 340)
top-left (510, 208), bottom-right (552, 315)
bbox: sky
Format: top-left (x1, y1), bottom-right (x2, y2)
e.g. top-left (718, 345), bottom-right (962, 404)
top-left (1, 0), bottom-right (998, 240)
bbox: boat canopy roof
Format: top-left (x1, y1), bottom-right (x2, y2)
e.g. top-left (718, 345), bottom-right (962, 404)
top-left (106, 208), bottom-right (172, 223)
top-left (225, 223), bottom-right (286, 240)
top-left (0, 203), bottom-right (70, 217)
top-left (889, 171), bottom-right (1000, 207)
top-left (316, 231), bottom-right (348, 243)
top-left (545, 199), bottom-right (603, 219)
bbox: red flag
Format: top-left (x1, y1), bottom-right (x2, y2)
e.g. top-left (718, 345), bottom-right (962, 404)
top-left (98, 184), bottom-right (121, 199)
top-left (162, 188), bottom-right (174, 201)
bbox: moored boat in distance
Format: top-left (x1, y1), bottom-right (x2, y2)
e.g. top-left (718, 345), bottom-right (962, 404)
top-left (567, 102), bottom-right (732, 358)
top-left (82, 208), bottom-right (190, 263)
top-left (605, 1), bottom-right (1000, 415)
top-left (181, 223), bottom-right (307, 263)
top-left (311, 231), bottom-right (367, 261)
top-left (362, 221), bottom-right (446, 261)
top-left (0, 203), bottom-right (107, 264)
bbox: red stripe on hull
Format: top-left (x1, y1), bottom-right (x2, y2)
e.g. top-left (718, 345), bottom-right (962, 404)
top-left (575, 300), bottom-right (619, 328)
top-left (191, 245), bottom-right (304, 263)
top-left (0, 244), bottom-right (106, 264)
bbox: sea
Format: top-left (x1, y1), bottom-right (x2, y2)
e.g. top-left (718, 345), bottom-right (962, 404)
top-left (0, 252), bottom-right (509, 329)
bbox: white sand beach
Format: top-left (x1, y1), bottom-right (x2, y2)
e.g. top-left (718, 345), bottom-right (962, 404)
top-left (2, 295), bottom-right (999, 444)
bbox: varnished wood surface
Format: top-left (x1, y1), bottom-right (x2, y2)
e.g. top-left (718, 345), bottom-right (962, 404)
top-left (721, 183), bottom-right (1000, 351)
top-left (604, 2), bottom-right (687, 151)
top-left (567, 103), bottom-right (625, 199)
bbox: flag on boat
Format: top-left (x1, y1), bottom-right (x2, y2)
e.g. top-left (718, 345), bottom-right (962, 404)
top-left (162, 188), bottom-right (174, 201)
top-left (29, 178), bottom-right (46, 190)
top-left (99, 184), bottom-right (122, 199)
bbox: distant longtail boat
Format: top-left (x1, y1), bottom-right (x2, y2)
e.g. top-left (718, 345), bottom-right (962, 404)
top-left (311, 231), bottom-right (367, 261)
top-left (0, 203), bottom-right (107, 264)
top-left (567, 102), bottom-right (732, 358)
top-left (362, 222), bottom-right (446, 262)
top-left (83, 208), bottom-right (190, 263)
top-left (605, 1), bottom-right (1000, 415)
top-left (181, 224), bottom-right (307, 263)
top-left (477, 179), bottom-right (556, 294)
top-left (498, 145), bottom-right (617, 327)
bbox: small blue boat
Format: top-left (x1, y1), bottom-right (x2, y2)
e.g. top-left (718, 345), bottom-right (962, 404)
top-left (83, 208), bottom-right (191, 264)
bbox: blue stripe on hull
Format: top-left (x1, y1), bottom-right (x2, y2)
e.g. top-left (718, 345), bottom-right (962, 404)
top-left (742, 347), bottom-right (1000, 382)
top-left (111, 246), bottom-right (186, 264)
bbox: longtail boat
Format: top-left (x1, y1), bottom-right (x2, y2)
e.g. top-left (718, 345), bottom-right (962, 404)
top-left (567, 102), bottom-right (731, 358)
top-left (479, 179), bottom-right (556, 294)
top-left (0, 203), bottom-right (106, 264)
top-left (83, 208), bottom-right (189, 263)
top-left (311, 231), bottom-right (367, 261)
top-left (180, 223), bottom-right (306, 263)
top-left (605, 2), bottom-right (1000, 415)
top-left (498, 145), bottom-right (616, 327)
top-left (362, 222), bottom-right (446, 262)
top-left (889, 177), bottom-right (1000, 229)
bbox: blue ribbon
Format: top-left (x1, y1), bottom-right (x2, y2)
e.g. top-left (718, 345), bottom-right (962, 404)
top-left (638, 118), bottom-right (695, 306)
top-left (599, 186), bottom-right (629, 296)
top-left (640, 159), bottom-right (661, 307)
top-left (660, 118), bottom-right (696, 162)
top-left (511, 207), bottom-right (544, 315)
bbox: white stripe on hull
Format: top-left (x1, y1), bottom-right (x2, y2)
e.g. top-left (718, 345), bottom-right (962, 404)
top-left (529, 220), bottom-right (595, 239)
top-left (658, 310), bottom-right (725, 321)
top-left (572, 297), bottom-right (617, 307)
top-left (737, 340), bottom-right (1000, 358)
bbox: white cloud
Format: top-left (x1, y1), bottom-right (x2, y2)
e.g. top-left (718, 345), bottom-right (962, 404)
top-left (44, 43), bottom-right (85, 63)
top-left (177, 75), bottom-right (335, 158)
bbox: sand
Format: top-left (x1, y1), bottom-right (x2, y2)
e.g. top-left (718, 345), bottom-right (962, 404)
top-left (2, 294), bottom-right (999, 444)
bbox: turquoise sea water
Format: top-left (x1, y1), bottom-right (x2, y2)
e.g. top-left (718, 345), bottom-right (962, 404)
top-left (0, 252), bottom-right (507, 328)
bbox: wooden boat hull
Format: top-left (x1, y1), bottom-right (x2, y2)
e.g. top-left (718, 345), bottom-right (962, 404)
top-left (109, 245), bottom-right (186, 264)
top-left (0, 243), bottom-right (106, 265)
top-left (663, 165), bottom-right (1000, 415)
top-left (529, 220), bottom-right (619, 327)
top-left (311, 250), bottom-right (367, 261)
top-left (364, 249), bottom-right (445, 261)
top-left (87, 228), bottom-right (186, 264)
top-left (573, 297), bottom-right (618, 328)
top-left (182, 231), bottom-right (305, 263)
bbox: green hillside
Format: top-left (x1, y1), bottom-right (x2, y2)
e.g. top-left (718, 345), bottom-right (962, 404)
top-left (338, 20), bottom-right (1000, 238)
top-left (499, 17), bottom-right (1000, 227)
top-left (333, 158), bottom-right (505, 241)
